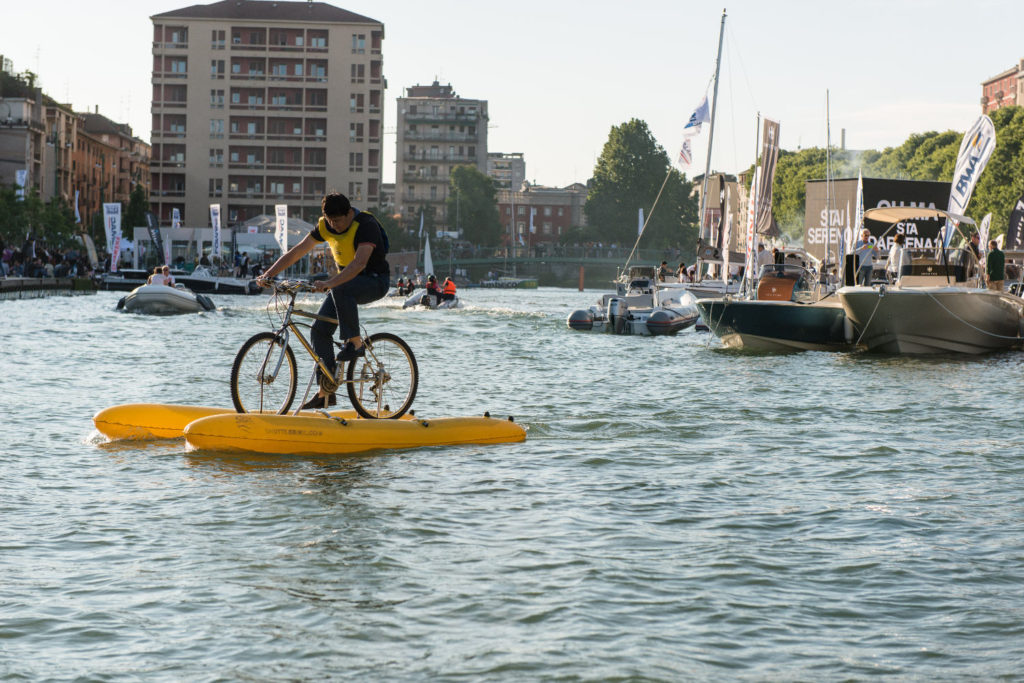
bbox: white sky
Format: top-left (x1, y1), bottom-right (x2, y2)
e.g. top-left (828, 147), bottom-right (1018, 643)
top-left (3, 0), bottom-right (1020, 188)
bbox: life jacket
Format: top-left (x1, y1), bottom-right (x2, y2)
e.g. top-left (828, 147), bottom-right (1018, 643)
top-left (316, 211), bottom-right (389, 267)
top-left (443, 280), bottom-right (456, 295)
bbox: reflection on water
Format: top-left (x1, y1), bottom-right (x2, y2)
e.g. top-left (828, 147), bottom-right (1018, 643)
top-left (2, 289), bottom-right (1024, 679)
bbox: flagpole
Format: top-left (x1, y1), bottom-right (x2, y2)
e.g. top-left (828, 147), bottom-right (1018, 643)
top-left (697, 8), bottom-right (726, 280)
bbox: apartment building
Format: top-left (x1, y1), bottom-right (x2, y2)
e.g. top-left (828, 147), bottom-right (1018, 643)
top-left (496, 182), bottom-right (587, 246)
top-left (981, 59), bottom-right (1024, 114)
top-left (395, 81), bottom-right (487, 231)
top-left (150, 0), bottom-right (384, 227)
top-left (487, 152), bottom-right (525, 192)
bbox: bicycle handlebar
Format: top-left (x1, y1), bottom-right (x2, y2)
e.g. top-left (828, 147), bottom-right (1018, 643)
top-left (266, 279), bottom-right (316, 294)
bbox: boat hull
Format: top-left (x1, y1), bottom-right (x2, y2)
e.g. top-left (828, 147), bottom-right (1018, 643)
top-left (838, 285), bottom-right (1024, 354)
top-left (697, 298), bottom-right (852, 352)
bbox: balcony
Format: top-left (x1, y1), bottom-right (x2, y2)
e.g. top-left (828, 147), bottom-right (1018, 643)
top-left (402, 111), bottom-right (479, 124)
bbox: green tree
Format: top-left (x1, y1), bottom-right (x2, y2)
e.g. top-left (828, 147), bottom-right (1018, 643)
top-left (125, 184), bottom-right (149, 232)
top-left (584, 119), bottom-right (697, 251)
top-left (447, 165), bottom-right (502, 245)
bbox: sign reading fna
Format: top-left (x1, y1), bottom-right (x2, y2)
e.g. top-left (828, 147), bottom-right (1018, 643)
top-left (803, 178), bottom-right (951, 262)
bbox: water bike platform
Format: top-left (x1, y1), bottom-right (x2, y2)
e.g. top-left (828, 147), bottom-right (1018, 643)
top-left (93, 403), bottom-right (526, 455)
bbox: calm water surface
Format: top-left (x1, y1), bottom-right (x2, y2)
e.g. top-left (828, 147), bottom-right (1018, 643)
top-left (2, 287), bottom-right (1023, 680)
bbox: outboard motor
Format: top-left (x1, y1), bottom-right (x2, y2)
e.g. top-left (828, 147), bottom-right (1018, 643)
top-left (606, 297), bottom-right (623, 333)
top-left (567, 309), bottom-right (594, 331)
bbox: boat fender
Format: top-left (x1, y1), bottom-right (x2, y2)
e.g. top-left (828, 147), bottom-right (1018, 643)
top-left (878, 284), bottom-right (886, 298)
top-left (508, 416), bottom-right (515, 422)
top-left (197, 294), bottom-right (216, 311)
top-left (484, 411), bottom-right (490, 418)
top-left (116, 297), bottom-right (125, 310)
top-left (409, 409), bottom-right (416, 416)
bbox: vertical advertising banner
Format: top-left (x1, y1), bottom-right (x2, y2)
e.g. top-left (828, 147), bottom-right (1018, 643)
top-left (209, 204), bottom-right (222, 264)
top-left (15, 169), bottom-right (27, 201)
top-left (944, 115), bottom-right (996, 246)
top-left (104, 203), bottom-right (122, 273)
top-left (1005, 194), bottom-right (1024, 251)
top-left (275, 204), bottom-right (289, 254)
top-left (755, 119), bottom-right (780, 236)
top-left (171, 207), bottom-right (181, 229)
top-left (744, 168), bottom-right (760, 281)
top-left (74, 190), bottom-right (81, 223)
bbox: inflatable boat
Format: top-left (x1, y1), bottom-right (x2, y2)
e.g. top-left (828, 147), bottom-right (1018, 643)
top-left (117, 284), bottom-right (215, 315)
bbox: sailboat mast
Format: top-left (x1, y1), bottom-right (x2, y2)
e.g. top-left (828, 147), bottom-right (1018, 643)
top-left (698, 8), bottom-right (727, 245)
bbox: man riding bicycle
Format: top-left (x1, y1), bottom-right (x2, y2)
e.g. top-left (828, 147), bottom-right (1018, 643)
top-left (256, 192), bottom-right (390, 409)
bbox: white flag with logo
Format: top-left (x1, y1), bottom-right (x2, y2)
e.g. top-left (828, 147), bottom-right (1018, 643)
top-left (637, 208), bottom-right (644, 236)
top-left (529, 207), bottom-right (536, 234)
top-left (209, 204), bottom-right (222, 263)
top-left (275, 204), bottom-right (289, 253)
top-left (683, 95), bottom-right (710, 137)
top-left (172, 207), bottom-right (181, 229)
top-left (944, 115), bottom-right (996, 246)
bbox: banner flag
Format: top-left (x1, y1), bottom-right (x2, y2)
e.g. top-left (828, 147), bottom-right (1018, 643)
top-left (418, 211), bottom-right (424, 238)
top-left (74, 190), bottom-right (81, 223)
top-left (744, 167), bottom-right (760, 282)
top-left (103, 202), bottom-right (122, 255)
top-left (146, 212), bottom-right (165, 265)
top-left (638, 207), bottom-right (644, 236)
top-left (677, 138), bottom-right (693, 169)
top-left (1006, 193), bottom-right (1024, 251)
top-left (15, 169), bottom-right (27, 201)
top-left (171, 207), bottom-right (181, 229)
top-left (529, 207), bottom-right (536, 234)
top-left (275, 204), bottom-right (289, 253)
top-left (722, 184), bottom-right (732, 284)
top-left (755, 119), bottom-right (781, 236)
top-left (683, 95), bottom-right (711, 137)
top-left (209, 204), bottom-right (222, 263)
top-left (944, 115), bottom-right (996, 246)
top-left (979, 213), bottom-right (992, 255)
top-left (849, 168), bottom-right (864, 258)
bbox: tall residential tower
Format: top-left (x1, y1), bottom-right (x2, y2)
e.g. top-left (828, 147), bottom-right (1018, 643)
top-left (150, 0), bottom-right (384, 227)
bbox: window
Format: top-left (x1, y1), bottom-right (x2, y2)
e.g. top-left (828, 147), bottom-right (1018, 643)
top-left (350, 64), bottom-right (364, 80)
top-left (211, 30), bottom-right (225, 48)
top-left (544, 207), bottom-right (551, 217)
top-left (169, 28), bottom-right (188, 44)
top-left (170, 58), bottom-right (187, 74)
top-left (270, 181), bottom-right (284, 194)
top-left (210, 89), bottom-right (224, 107)
top-left (247, 122), bottom-right (256, 135)
top-left (309, 34), bottom-right (327, 48)
top-left (294, 63), bottom-right (303, 76)
top-left (209, 178), bottom-right (222, 196)
top-left (211, 60), bottom-right (225, 77)
top-left (272, 63), bottom-right (287, 76)
top-left (306, 148), bottom-right (325, 165)
top-left (271, 93), bottom-right (287, 105)
top-left (307, 90), bottom-right (326, 107)
top-left (231, 62), bottom-right (241, 74)
top-left (310, 62), bottom-right (325, 78)
top-left (295, 35), bottom-right (304, 46)
top-left (210, 119), bottom-right (224, 136)
top-left (230, 150), bottom-right (239, 162)
top-left (209, 148), bottom-right (223, 165)
top-left (247, 93), bottom-right (262, 105)
top-left (352, 34), bottom-right (365, 53)
top-left (231, 91), bottom-right (241, 104)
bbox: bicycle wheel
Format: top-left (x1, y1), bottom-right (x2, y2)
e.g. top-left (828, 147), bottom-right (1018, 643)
top-left (346, 332), bottom-right (418, 419)
top-left (231, 332), bottom-right (297, 414)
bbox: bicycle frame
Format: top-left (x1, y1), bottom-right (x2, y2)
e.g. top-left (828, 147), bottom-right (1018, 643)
top-left (261, 287), bottom-right (381, 407)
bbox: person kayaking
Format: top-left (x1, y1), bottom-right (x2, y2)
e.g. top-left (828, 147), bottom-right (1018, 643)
top-left (256, 192), bottom-right (390, 409)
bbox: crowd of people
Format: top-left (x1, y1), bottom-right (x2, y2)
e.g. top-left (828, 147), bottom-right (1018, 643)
top-left (0, 237), bottom-right (95, 279)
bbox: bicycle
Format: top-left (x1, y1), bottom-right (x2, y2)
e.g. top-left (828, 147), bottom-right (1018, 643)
top-left (230, 280), bottom-right (418, 419)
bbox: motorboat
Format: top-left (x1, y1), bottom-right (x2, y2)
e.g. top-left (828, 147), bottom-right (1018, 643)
top-left (117, 283), bottom-right (216, 315)
top-left (838, 207), bottom-right (1024, 354)
top-left (697, 263), bottom-right (853, 352)
top-left (178, 266), bottom-right (261, 295)
top-left (567, 266), bottom-right (700, 335)
top-left (402, 290), bottom-right (460, 310)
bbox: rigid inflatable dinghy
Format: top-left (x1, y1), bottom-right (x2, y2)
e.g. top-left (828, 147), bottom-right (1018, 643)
top-left (184, 412), bottom-right (525, 455)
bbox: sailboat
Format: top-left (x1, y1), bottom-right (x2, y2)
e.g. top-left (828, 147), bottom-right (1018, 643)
top-left (402, 232), bottom-right (461, 309)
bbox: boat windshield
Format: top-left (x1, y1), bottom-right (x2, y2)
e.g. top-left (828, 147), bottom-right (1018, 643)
top-left (756, 264), bottom-right (816, 302)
